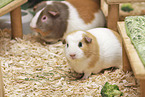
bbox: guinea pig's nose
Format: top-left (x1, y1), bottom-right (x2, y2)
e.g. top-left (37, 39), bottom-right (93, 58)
top-left (70, 54), bottom-right (76, 59)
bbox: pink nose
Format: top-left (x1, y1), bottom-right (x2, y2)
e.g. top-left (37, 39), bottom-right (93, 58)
top-left (70, 54), bottom-right (76, 59)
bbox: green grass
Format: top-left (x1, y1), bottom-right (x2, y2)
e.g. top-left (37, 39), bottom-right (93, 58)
top-left (125, 16), bottom-right (145, 66)
top-left (0, 0), bottom-right (14, 8)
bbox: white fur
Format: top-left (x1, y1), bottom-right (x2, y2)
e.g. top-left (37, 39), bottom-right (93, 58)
top-left (64, 28), bottom-right (122, 79)
top-left (65, 31), bottom-right (85, 61)
top-left (65, 31), bottom-right (93, 74)
top-left (46, 1), bottom-right (53, 5)
top-left (62, 1), bottom-right (106, 33)
top-left (87, 28), bottom-right (122, 73)
top-left (30, 8), bottom-right (44, 28)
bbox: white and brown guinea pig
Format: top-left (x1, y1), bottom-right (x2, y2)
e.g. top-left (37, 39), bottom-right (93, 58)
top-left (30, 0), bottom-right (106, 43)
top-left (63, 28), bottom-right (122, 79)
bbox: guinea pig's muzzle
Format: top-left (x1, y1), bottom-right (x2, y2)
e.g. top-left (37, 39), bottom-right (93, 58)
top-left (69, 54), bottom-right (76, 59)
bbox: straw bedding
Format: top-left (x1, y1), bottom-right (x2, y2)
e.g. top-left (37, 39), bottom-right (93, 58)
top-left (0, 29), bottom-right (140, 97)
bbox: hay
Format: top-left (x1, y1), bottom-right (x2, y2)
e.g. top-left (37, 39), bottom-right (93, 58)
top-left (0, 29), bottom-right (140, 97)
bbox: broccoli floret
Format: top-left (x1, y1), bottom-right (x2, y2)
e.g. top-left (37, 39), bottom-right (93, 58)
top-left (121, 3), bottom-right (134, 12)
top-left (101, 82), bottom-right (123, 97)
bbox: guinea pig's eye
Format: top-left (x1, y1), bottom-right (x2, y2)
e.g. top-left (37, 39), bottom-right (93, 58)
top-left (41, 15), bottom-right (48, 22)
top-left (78, 42), bottom-right (82, 47)
top-left (67, 43), bottom-right (69, 48)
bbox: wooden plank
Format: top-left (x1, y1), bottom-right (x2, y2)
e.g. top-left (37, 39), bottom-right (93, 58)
top-left (0, 63), bottom-right (4, 97)
top-left (10, 6), bottom-right (23, 39)
top-left (117, 22), bottom-right (145, 79)
top-left (101, 0), bottom-right (108, 18)
top-left (122, 44), bottom-right (132, 72)
top-left (107, 4), bottom-right (119, 31)
top-left (140, 79), bottom-right (145, 97)
top-left (105, 0), bottom-right (145, 4)
top-left (0, 0), bottom-right (27, 16)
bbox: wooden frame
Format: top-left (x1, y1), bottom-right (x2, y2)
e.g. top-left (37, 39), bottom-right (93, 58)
top-left (0, 63), bottom-right (4, 97)
top-left (103, 0), bottom-right (145, 31)
top-left (0, 0), bottom-right (28, 39)
top-left (107, 4), bottom-right (119, 31)
top-left (10, 7), bottom-right (23, 39)
top-left (118, 22), bottom-right (145, 97)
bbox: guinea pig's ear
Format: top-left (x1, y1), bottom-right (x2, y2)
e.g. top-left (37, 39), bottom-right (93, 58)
top-left (33, 1), bottom-right (47, 12)
top-left (84, 36), bottom-right (92, 43)
top-left (48, 10), bottom-right (59, 17)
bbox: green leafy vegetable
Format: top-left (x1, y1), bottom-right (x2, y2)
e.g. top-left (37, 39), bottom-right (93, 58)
top-left (101, 82), bottom-right (123, 97)
top-left (121, 3), bottom-right (134, 12)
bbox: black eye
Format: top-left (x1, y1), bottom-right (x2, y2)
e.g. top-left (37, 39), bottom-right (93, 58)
top-left (43, 16), bottom-right (46, 20)
top-left (78, 42), bottom-right (82, 47)
top-left (67, 43), bottom-right (69, 47)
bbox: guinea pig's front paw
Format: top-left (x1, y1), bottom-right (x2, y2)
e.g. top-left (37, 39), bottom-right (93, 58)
top-left (75, 73), bottom-right (84, 79)
top-left (81, 72), bottom-right (91, 80)
top-left (81, 75), bottom-right (89, 80)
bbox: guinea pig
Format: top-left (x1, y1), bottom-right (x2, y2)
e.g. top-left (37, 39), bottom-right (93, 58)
top-left (63, 28), bottom-right (122, 79)
top-left (30, 0), bottom-right (106, 43)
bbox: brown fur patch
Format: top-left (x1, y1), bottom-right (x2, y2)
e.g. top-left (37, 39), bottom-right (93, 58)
top-left (33, 28), bottom-right (51, 37)
top-left (111, 30), bottom-right (122, 47)
top-left (81, 32), bottom-right (100, 68)
top-left (67, 0), bottom-right (100, 24)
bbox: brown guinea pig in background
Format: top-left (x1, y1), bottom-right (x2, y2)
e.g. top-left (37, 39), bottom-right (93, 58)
top-left (30, 0), bottom-right (106, 43)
